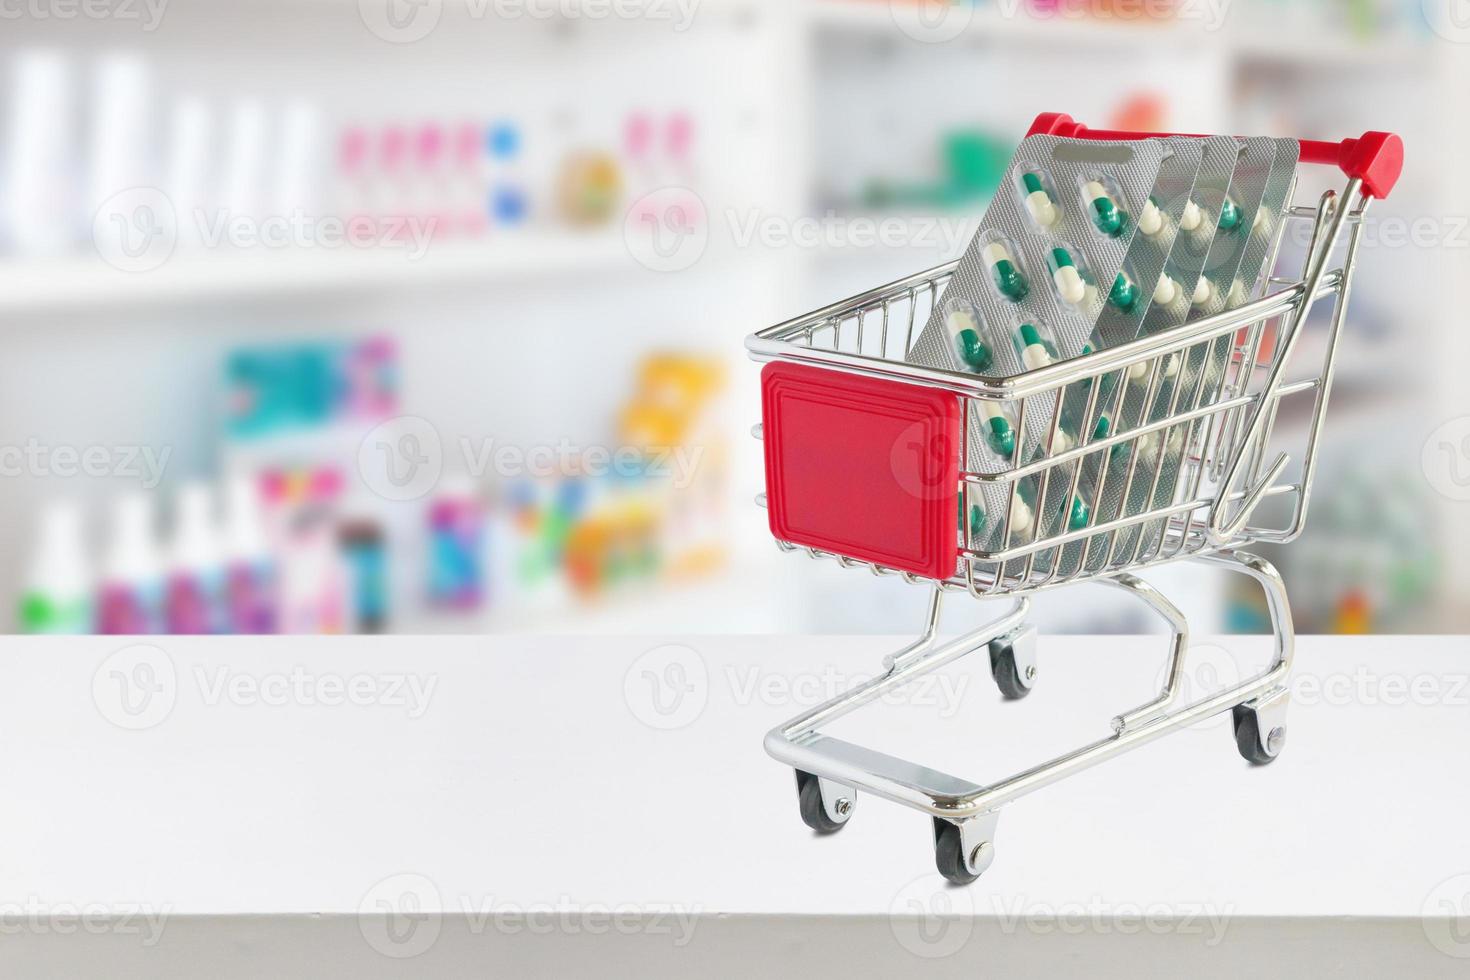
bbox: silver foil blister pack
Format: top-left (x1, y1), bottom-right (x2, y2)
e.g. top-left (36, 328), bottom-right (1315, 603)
top-left (904, 134), bottom-right (1173, 561)
top-left (1115, 136), bottom-right (1299, 564)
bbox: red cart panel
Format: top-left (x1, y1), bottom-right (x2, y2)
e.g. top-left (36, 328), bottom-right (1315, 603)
top-left (761, 362), bottom-right (960, 580)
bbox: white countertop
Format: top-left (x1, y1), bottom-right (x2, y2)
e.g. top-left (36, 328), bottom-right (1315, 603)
top-left (2, 632), bottom-right (1467, 977)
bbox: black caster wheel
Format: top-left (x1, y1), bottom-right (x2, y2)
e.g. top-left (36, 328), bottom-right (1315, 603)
top-left (1233, 703), bottom-right (1285, 765)
top-left (933, 819), bottom-right (981, 886)
top-left (795, 769), bottom-right (852, 834)
top-left (989, 634), bottom-right (1035, 701)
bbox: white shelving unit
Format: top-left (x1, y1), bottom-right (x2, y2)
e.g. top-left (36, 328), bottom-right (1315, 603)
top-left (0, 0), bottom-right (1458, 633)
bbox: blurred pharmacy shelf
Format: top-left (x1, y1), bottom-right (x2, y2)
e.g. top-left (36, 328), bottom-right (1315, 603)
top-left (0, 236), bottom-right (636, 315)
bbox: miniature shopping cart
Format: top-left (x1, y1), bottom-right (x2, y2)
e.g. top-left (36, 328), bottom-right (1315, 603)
top-left (747, 113), bottom-right (1403, 884)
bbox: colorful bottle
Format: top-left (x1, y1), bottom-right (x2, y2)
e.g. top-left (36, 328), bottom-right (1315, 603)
top-left (487, 120), bottom-right (527, 226)
top-left (428, 479), bottom-right (485, 610)
top-left (97, 494), bottom-right (164, 634)
top-left (339, 518), bottom-right (387, 633)
top-left (166, 483), bottom-right (226, 634)
top-left (19, 501), bottom-right (92, 634)
top-left (223, 478), bottom-right (278, 634)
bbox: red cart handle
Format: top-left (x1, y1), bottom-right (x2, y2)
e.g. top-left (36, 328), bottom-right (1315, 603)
top-left (1027, 111), bottom-right (1403, 200)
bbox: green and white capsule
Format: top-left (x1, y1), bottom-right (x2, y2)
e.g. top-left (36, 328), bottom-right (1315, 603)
top-left (945, 305), bottom-right (993, 373)
top-left (1154, 272), bottom-right (1183, 307)
top-left (1108, 272), bottom-right (1140, 313)
top-left (1083, 179), bottom-right (1128, 237)
top-left (1048, 247), bottom-right (1088, 306)
top-left (958, 497), bottom-right (986, 541)
top-left (1191, 276), bottom-right (1222, 313)
top-left (1179, 199), bottom-right (1205, 233)
top-left (1252, 206), bottom-right (1275, 240)
top-left (983, 240), bottom-right (1029, 301)
top-left (1225, 278), bottom-right (1249, 309)
top-left (1064, 494), bottom-right (1091, 531)
top-left (1007, 481), bottom-right (1037, 539)
top-left (1014, 321), bottom-right (1059, 372)
top-left (1020, 171), bottom-right (1060, 229)
top-left (1137, 196), bottom-right (1166, 237)
top-left (1217, 195), bottom-right (1242, 231)
top-left (980, 400), bottom-right (1016, 457)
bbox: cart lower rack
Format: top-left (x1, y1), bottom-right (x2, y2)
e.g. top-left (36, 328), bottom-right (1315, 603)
top-left (746, 114), bottom-right (1403, 884)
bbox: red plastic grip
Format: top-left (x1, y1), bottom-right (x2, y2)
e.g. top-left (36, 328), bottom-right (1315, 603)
top-left (1027, 111), bottom-right (1403, 200)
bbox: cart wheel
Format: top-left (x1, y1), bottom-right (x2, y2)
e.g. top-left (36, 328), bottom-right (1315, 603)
top-left (933, 820), bottom-right (981, 886)
top-left (1232, 703), bottom-right (1285, 765)
top-left (795, 769), bottom-right (852, 833)
top-left (989, 631), bottom-right (1036, 701)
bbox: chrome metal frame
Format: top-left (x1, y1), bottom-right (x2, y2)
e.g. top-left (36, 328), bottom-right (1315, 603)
top-left (748, 174), bottom-right (1368, 881)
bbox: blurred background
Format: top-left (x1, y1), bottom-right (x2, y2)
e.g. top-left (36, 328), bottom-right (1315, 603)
top-left (1, 0), bottom-right (1465, 638)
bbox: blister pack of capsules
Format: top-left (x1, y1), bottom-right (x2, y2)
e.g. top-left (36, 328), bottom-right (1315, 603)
top-left (906, 132), bottom-right (1299, 571)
